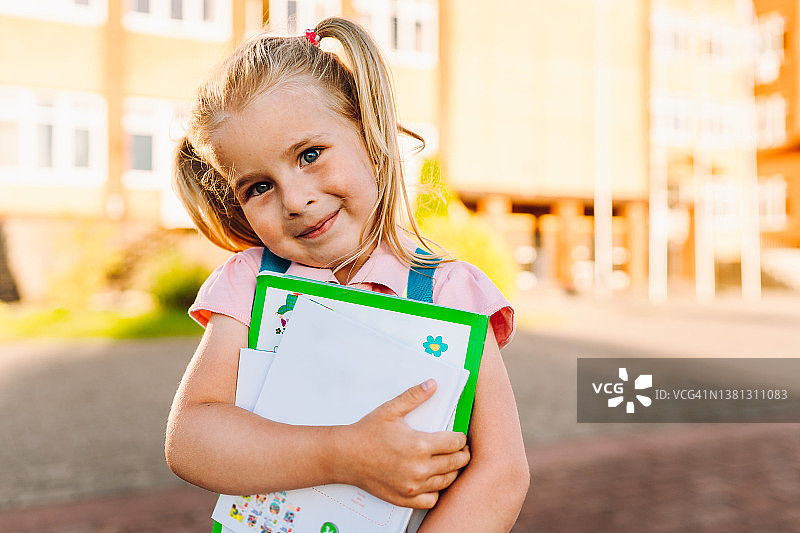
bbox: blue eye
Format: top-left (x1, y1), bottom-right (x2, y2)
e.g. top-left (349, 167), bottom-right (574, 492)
top-left (249, 182), bottom-right (273, 197)
top-left (301, 148), bottom-right (321, 166)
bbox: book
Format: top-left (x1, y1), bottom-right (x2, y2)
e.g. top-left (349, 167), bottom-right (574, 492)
top-left (213, 272), bottom-right (489, 533)
top-left (249, 272), bottom-right (488, 434)
top-left (213, 297), bottom-right (469, 533)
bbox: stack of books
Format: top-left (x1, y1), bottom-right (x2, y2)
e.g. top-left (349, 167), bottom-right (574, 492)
top-left (212, 272), bottom-right (488, 533)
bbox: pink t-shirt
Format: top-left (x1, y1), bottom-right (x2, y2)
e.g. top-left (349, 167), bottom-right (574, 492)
top-left (190, 245), bottom-right (515, 349)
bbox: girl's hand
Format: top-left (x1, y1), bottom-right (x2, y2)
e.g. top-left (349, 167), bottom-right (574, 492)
top-left (334, 379), bottom-right (471, 509)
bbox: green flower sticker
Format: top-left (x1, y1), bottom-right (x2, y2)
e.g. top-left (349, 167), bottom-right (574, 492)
top-left (423, 335), bottom-right (448, 357)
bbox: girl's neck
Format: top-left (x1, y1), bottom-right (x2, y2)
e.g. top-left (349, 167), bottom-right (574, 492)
top-left (331, 242), bottom-right (377, 285)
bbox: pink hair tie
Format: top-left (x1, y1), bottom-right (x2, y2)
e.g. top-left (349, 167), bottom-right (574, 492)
top-left (305, 29), bottom-right (321, 47)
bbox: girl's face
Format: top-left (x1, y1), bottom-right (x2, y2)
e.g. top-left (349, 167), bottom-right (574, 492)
top-left (212, 85), bottom-right (379, 276)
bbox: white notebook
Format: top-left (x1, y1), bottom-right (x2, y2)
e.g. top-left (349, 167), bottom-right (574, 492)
top-left (213, 297), bottom-right (469, 533)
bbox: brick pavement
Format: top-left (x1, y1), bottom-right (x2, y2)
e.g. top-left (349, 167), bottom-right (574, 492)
top-left (514, 423), bottom-right (800, 533)
top-left (0, 484), bottom-right (218, 533)
top-left (2, 423), bottom-right (797, 532)
top-left (1, 290), bottom-right (798, 532)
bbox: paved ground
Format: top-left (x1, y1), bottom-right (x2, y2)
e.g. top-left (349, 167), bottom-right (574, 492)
top-left (1, 288), bottom-right (799, 532)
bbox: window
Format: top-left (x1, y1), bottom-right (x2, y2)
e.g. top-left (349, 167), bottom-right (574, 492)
top-left (650, 93), bottom-right (691, 148)
top-left (650, 9), bottom-right (690, 60)
top-left (287, 0), bottom-right (297, 33)
top-left (271, 0), bottom-right (340, 35)
top-left (73, 128), bottom-right (90, 168)
top-left (0, 0), bottom-right (107, 25)
top-left (391, 14), bottom-right (399, 50)
top-left (121, 97), bottom-right (193, 227)
top-left (700, 22), bottom-right (735, 68)
top-left (759, 175), bottom-right (787, 230)
top-left (123, 0), bottom-right (232, 41)
top-left (711, 178), bottom-right (738, 229)
top-left (756, 13), bottom-right (785, 85)
top-left (0, 86), bottom-right (106, 185)
top-left (0, 121), bottom-right (18, 167)
top-left (129, 134), bottom-right (153, 171)
top-left (170, 0), bottom-right (183, 19)
top-left (756, 94), bottom-right (786, 148)
top-left (37, 124), bottom-right (54, 168)
top-left (699, 100), bottom-right (736, 149)
top-left (122, 97), bottom-right (187, 189)
top-left (353, 0), bottom-right (437, 68)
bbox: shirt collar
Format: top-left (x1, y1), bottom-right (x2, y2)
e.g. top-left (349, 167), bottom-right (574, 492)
top-left (284, 242), bottom-right (410, 297)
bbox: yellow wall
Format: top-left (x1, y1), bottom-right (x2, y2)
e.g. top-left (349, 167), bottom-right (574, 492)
top-left (392, 65), bottom-right (438, 125)
top-left (0, 17), bottom-right (105, 91)
top-left (0, 185), bottom-right (106, 218)
top-left (440, 0), bottom-right (648, 202)
top-left (124, 34), bottom-right (236, 100)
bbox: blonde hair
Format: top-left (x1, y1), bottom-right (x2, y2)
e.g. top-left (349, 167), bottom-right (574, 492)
top-left (174, 17), bottom-right (445, 270)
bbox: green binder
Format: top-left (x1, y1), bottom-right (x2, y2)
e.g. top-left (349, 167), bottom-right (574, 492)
top-left (212, 270), bottom-right (488, 533)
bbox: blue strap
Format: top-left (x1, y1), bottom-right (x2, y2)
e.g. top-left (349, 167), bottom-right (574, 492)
top-left (407, 247), bottom-right (439, 303)
top-left (259, 245), bottom-right (438, 303)
top-left (259, 247), bottom-right (291, 273)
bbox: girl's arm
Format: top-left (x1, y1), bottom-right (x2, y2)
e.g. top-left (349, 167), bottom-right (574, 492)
top-left (165, 313), bottom-right (470, 508)
top-left (416, 327), bottom-right (530, 532)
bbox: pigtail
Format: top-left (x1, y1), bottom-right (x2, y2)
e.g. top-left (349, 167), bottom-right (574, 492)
top-left (314, 17), bottom-right (445, 269)
top-left (172, 138), bottom-right (261, 252)
top-left (315, 18), bottom-right (396, 175)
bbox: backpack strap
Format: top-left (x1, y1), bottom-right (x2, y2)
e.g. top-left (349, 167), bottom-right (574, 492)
top-left (406, 247), bottom-right (440, 303)
top-left (259, 245), bottom-right (438, 302)
top-left (259, 247), bottom-right (291, 274)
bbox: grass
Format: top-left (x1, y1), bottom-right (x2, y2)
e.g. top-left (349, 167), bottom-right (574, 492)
top-left (0, 306), bottom-right (203, 342)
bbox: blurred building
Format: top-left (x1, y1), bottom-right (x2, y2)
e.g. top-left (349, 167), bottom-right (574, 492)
top-left (0, 0), bottom-right (438, 302)
top-left (0, 0), bottom-right (268, 302)
top-left (648, 0), bottom-right (763, 301)
top-left (751, 0), bottom-right (800, 291)
top-left (439, 0), bottom-right (650, 295)
top-left (440, 0), bottom-right (773, 300)
top-left (0, 0), bottom-right (784, 304)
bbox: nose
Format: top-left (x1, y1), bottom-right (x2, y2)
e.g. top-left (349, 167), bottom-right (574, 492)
top-left (281, 182), bottom-right (316, 217)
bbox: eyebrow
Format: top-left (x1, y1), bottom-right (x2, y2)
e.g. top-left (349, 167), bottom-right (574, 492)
top-left (280, 134), bottom-right (327, 160)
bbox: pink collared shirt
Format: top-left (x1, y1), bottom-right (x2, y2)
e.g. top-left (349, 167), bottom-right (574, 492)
top-left (190, 246), bottom-right (515, 348)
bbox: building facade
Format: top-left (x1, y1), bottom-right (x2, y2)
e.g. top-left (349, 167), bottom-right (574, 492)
top-left (0, 0), bottom-right (439, 302)
top-left (439, 0), bottom-right (651, 294)
top-left (0, 0), bottom-right (785, 304)
top-left (752, 0), bottom-right (800, 290)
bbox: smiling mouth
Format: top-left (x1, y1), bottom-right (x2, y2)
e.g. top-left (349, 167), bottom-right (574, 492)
top-left (297, 211), bottom-right (339, 239)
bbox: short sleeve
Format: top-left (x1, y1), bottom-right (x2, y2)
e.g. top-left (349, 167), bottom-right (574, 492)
top-left (432, 261), bottom-right (516, 349)
top-left (188, 247), bottom-right (263, 328)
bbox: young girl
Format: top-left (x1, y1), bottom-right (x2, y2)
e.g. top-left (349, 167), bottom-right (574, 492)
top-left (165, 17), bottom-right (529, 531)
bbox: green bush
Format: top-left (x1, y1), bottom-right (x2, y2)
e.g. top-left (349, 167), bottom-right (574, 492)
top-left (418, 214), bottom-right (518, 298)
top-left (48, 221), bottom-right (121, 309)
top-left (146, 251), bottom-right (211, 310)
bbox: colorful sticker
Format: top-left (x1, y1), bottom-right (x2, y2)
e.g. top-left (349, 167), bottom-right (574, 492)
top-left (423, 335), bottom-right (448, 357)
top-left (226, 492), bottom-right (300, 531)
top-left (274, 294), bottom-right (299, 334)
top-left (321, 522), bottom-right (339, 533)
top-left (230, 504), bottom-right (245, 522)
